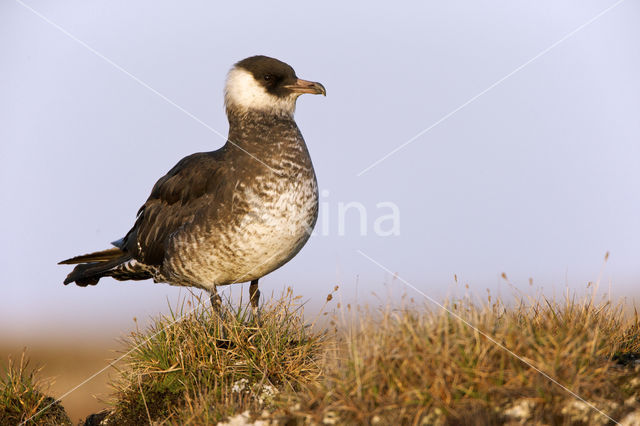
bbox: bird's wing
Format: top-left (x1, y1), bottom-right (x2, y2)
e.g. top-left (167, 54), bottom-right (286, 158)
top-left (122, 150), bottom-right (232, 266)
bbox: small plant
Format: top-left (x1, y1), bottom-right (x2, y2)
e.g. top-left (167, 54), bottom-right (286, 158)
top-left (0, 351), bottom-right (71, 425)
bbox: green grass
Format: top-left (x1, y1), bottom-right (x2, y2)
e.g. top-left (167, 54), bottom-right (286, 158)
top-left (103, 287), bottom-right (328, 424)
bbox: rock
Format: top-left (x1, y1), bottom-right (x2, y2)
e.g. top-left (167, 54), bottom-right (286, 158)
top-left (503, 398), bottom-right (536, 424)
top-left (561, 400), bottom-right (612, 426)
top-left (620, 410), bottom-right (640, 426)
top-left (217, 410), bottom-right (272, 426)
top-left (82, 409), bottom-right (111, 426)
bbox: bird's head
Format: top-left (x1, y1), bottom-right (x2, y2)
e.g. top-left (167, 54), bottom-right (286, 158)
top-left (224, 55), bottom-right (326, 117)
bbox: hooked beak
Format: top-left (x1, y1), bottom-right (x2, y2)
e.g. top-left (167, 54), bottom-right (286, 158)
top-left (284, 78), bottom-right (326, 96)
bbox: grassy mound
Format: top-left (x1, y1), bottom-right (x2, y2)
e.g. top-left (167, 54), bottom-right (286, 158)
top-left (83, 288), bottom-right (640, 425)
top-left (102, 288), bottom-right (327, 424)
top-left (0, 351), bottom-right (71, 425)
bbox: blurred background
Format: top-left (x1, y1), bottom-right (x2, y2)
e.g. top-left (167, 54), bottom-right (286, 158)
top-left (2, 0), bottom-right (639, 421)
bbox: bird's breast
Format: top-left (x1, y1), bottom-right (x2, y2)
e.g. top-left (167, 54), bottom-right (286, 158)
top-left (238, 173), bottom-right (318, 244)
top-left (163, 170), bottom-right (318, 288)
top-left (160, 118), bottom-right (319, 288)
top-left (210, 174), bottom-right (318, 285)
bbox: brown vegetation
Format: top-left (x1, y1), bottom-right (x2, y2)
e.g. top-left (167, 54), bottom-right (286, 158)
top-left (2, 286), bottom-right (640, 425)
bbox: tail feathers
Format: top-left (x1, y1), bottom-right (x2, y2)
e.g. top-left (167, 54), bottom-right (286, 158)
top-left (63, 255), bottom-right (132, 286)
top-left (60, 247), bottom-right (157, 286)
top-left (60, 247), bottom-right (131, 286)
top-left (59, 247), bottom-right (124, 265)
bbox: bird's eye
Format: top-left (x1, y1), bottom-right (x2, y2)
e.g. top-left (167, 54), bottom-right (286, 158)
top-left (263, 74), bottom-right (273, 81)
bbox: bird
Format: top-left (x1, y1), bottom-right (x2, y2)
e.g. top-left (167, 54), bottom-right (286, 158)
top-left (59, 55), bottom-right (326, 318)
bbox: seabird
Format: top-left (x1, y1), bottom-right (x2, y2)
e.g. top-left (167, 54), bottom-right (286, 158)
top-left (59, 55), bottom-right (326, 316)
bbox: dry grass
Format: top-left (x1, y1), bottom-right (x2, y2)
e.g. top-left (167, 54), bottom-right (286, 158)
top-left (4, 286), bottom-right (639, 425)
top-left (279, 293), bottom-right (640, 425)
top-left (94, 287), bottom-right (640, 425)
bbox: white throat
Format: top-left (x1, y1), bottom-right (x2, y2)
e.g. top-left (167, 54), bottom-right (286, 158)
top-left (224, 68), bottom-right (297, 116)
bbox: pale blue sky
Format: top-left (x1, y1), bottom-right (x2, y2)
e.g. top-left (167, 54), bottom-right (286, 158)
top-left (1, 0), bottom-right (639, 340)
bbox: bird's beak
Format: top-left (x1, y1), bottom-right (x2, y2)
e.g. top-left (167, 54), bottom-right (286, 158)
top-left (284, 78), bottom-right (326, 96)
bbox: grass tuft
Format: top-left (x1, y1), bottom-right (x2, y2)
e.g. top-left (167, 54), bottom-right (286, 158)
top-left (0, 351), bottom-right (71, 425)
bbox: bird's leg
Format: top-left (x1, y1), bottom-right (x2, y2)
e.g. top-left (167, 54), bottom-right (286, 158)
top-left (249, 279), bottom-right (261, 324)
top-left (209, 287), bottom-right (222, 314)
top-left (209, 287), bottom-right (226, 337)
